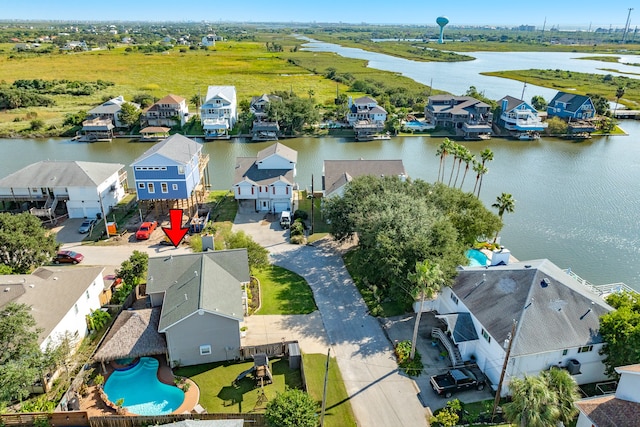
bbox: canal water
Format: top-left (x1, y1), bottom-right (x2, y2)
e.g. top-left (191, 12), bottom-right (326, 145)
top-left (1, 46), bottom-right (639, 290)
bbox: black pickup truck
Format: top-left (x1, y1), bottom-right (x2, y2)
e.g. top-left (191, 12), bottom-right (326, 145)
top-left (430, 365), bottom-right (487, 398)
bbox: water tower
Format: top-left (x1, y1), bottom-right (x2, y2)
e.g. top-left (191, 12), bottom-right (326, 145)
top-left (436, 16), bottom-right (449, 44)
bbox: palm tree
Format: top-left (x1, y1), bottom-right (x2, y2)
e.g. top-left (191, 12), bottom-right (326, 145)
top-left (436, 138), bottom-right (453, 183)
top-left (613, 86), bottom-right (626, 117)
top-left (542, 367), bottom-right (580, 426)
top-left (480, 148), bottom-right (494, 168)
top-left (435, 144), bottom-right (445, 183)
top-left (473, 162), bottom-right (488, 198)
top-left (459, 152), bottom-right (475, 190)
top-left (448, 142), bottom-right (460, 187)
top-left (492, 193), bottom-right (515, 243)
top-left (453, 145), bottom-right (470, 188)
top-left (190, 94), bottom-right (201, 111)
top-left (504, 375), bottom-right (560, 427)
top-left (407, 260), bottom-right (445, 360)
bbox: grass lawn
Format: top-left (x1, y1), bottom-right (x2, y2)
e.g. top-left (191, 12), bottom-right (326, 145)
top-left (342, 249), bottom-right (407, 317)
top-left (253, 265), bottom-right (317, 315)
top-left (297, 191), bottom-right (330, 235)
top-left (207, 190), bottom-right (238, 223)
top-left (302, 353), bottom-right (357, 427)
top-left (175, 357), bottom-right (302, 413)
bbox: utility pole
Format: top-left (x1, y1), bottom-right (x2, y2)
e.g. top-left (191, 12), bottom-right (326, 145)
top-left (492, 319), bottom-right (518, 421)
top-left (623, 8), bottom-right (634, 44)
top-left (319, 348), bottom-right (331, 427)
top-left (309, 174), bottom-right (315, 235)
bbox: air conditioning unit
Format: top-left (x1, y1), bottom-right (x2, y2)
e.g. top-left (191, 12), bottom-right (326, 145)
top-left (566, 359), bottom-right (581, 375)
top-left (110, 185), bottom-right (116, 192)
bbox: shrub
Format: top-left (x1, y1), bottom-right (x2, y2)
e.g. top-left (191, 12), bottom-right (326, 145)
top-left (293, 209), bottom-right (308, 221)
top-left (290, 234), bottom-right (306, 245)
top-left (289, 220), bottom-right (305, 237)
top-left (395, 340), bottom-right (423, 376)
top-left (30, 119), bottom-right (45, 130)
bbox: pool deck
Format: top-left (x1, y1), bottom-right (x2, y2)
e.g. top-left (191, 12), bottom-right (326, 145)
top-left (80, 356), bottom-right (201, 416)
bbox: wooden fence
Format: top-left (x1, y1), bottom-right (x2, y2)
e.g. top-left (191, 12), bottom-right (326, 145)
top-left (89, 413), bottom-right (265, 427)
top-left (240, 340), bottom-right (297, 360)
top-left (1, 411), bottom-right (89, 427)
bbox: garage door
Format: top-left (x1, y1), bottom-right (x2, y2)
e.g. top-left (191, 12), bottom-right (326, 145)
top-left (272, 202), bottom-right (290, 213)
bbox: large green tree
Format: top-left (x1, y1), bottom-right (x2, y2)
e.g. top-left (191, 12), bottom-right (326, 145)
top-left (0, 212), bottom-right (58, 273)
top-left (265, 388), bottom-right (318, 427)
top-left (530, 95), bottom-right (547, 111)
top-left (224, 230), bottom-right (269, 273)
top-left (323, 176), bottom-right (500, 307)
top-left (117, 102), bottom-right (141, 128)
top-left (599, 291), bottom-right (640, 377)
top-left (0, 303), bottom-right (43, 405)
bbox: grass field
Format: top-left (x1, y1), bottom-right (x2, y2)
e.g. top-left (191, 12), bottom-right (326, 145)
top-left (253, 265), bottom-right (317, 315)
top-left (481, 69), bottom-right (640, 109)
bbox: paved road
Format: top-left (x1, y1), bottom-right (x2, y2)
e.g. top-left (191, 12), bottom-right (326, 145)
top-left (233, 213), bottom-right (428, 426)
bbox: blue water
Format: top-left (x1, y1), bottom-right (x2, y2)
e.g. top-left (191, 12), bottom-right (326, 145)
top-left (404, 120), bottom-right (428, 129)
top-left (466, 249), bottom-right (489, 267)
top-left (104, 357), bottom-right (184, 415)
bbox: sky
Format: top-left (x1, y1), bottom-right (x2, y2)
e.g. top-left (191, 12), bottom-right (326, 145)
top-left (1, 0), bottom-right (637, 29)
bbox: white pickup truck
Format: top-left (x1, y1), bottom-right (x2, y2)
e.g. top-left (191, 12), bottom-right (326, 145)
top-left (279, 210), bottom-right (291, 229)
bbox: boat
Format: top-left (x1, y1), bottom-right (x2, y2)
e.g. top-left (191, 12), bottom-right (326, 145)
top-left (518, 132), bottom-right (540, 140)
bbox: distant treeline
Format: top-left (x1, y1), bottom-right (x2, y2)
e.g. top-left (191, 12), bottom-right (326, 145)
top-left (0, 79), bottom-right (114, 109)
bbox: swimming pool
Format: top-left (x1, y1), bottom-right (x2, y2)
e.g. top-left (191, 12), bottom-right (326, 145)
top-left (465, 249), bottom-right (490, 267)
top-left (403, 120), bottom-right (434, 131)
top-left (103, 357), bottom-right (184, 415)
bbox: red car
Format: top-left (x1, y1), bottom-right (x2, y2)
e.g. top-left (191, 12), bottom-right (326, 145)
top-left (53, 250), bottom-right (84, 264)
top-left (136, 221), bottom-right (158, 240)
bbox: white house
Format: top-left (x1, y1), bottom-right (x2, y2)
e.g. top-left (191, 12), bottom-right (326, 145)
top-left (201, 86), bottom-right (237, 139)
top-left (426, 258), bottom-right (613, 395)
top-left (201, 33), bottom-right (216, 47)
top-left (346, 96), bottom-right (387, 127)
top-left (323, 159), bottom-right (406, 198)
top-left (0, 266), bottom-right (106, 352)
top-left (85, 95), bottom-right (139, 129)
top-left (233, 142), bottom-right (297, 213)
top-left (497, 95), bottom-right (548, 136)
top-left (0, 161), bottom-right (128, 219)
top-left (575, 364), bottom-right (640, 427)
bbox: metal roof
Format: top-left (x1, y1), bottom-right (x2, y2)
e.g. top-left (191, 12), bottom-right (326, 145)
top-left (0, 160), bottom-right (124, 189)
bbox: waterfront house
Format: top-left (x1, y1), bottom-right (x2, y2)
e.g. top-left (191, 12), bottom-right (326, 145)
top-left (130, 134), bottom-right (210, 213)
top-left (145, 250), bottom-right (250, 366)
top-left (233, 142), bottom-right (296, 213)
top-left (201, 33), bottom-right (216, 47)
top-left (142, 94), bottom-right (190, 128)
top-left (250, 94), bottom-right (282, 141)
top-left (575, 364), bottom-right (640, 426)
top-left (84, 95), bottom-right (139, 129)
top-left (425, 95), bottom-right (493, 139)
top-left (201, 86), bottom-right (237, 139)
top-left (323, 159), bottom-right (407, 198)
top-left (346, 96), bottom-right (387, 127)
top-left (0, 160), bottom-right (127, 220)
top-left (424, 258), bottom-right (613, 395)
top-left (497, 95), bottom-right (547, 137)
top-left (547, 92), bottom-right (596, 121)
top-left (0, 266), bottom-right (105, 353)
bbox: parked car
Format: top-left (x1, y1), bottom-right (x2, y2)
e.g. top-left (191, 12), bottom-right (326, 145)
top-left (135, 221), bottom-right (158, 240)
top-left (78, 218), bottom-right (97, 234)
top-left (53, 250), bottom-right (84, 264)
top-left (430, 365), bottom-right (487, 398)
top-left (279, 210), bottom-right (291, 229)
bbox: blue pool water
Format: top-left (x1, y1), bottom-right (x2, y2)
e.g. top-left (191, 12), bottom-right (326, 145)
top-left (104, 357), bottom-right (184, 415)
top-left (466, 249), bottom-right (490, 267)
top-left (404, 120), bottom-right (427, 129)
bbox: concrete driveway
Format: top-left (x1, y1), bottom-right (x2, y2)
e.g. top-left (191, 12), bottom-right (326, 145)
top-left (233, 210), bottom-right (430, 427)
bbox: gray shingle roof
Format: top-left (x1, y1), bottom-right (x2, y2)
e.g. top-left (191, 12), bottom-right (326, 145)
top-left (146, 250), bottom-right (249, 331)
top-left (323, 159), bottom-right (406, 196)
top-left (131, 134), bottom-right (202, 166)
top-left (0, 266), bottom-right (104, 344)
top-left (452, 259), bottom-right (613, 356)
top-left (549, 92), bottom-right (592, 113)
top-left (498, 95), bottom-right (525, 112)
top-left (234, 157), bottom-right (294, 186)
top-left (0, 161), bottom-right (124, 188)
top-left (256, 142), bottom-right (298, 163)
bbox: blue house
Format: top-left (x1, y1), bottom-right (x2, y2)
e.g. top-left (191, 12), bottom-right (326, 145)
top-left (131, 134), bottom-right (210, 209)
top-left (547, 92), bottom-right (596, 120)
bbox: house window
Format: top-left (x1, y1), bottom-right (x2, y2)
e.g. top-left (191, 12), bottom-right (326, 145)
top-left (178, 166), bottom-right (185, 175)
top-left (251, 187), bottom-right (254, 195)
top-left (272, 187), bottom-right (276, 194)
top-left (172, 184), bottom-right (178, 191)
top-left (578, 345), bottom-right (593, 353)
top-left (74, 304), bottom-right (79, 315)
top-left (148, 183), bottom-right (155, 193)
top-left (86, 290), bottom-right (90, 300)
top-left (138, 183), bottom-right (145, 189)
top-left (286, 187), bottom-right (289, 195)
top-left (481, 328), bottom-right (491, 343)
top-left (562, 349), bottom-right (568, 356)
top-left (199, 345), bottom-right (212, 356)
top-left (237, 187), bottom-right (241, 195)
top-left (161, 183), bottom-right (168, 193)
top-left (450, 293), bottom-right (459, 305)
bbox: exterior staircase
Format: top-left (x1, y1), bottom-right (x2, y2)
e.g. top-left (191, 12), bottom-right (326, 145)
top-left (432, 327), bottom-right (463, 367)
